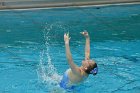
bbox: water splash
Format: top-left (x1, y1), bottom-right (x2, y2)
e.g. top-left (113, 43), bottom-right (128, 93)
top-left (37, 23), bottom-right (66, 93)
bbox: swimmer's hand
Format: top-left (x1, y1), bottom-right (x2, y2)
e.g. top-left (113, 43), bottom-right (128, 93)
top-left (80, 31), bottom-right (89, 38)
top-left (64, 33), bottom-right (70, 44)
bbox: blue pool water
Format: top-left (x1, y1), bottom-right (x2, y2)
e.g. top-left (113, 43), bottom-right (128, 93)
top-left (0, 4), bottom-right (140, 93)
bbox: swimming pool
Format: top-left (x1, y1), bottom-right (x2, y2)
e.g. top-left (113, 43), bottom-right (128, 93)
top-left (0, 4), bottom-right (140, 93)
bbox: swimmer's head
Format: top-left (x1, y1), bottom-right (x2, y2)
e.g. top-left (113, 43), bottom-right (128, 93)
top-left (82, 60), bottom-right (98, 75)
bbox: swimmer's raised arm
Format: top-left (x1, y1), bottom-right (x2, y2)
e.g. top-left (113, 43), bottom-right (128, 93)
top-left (80, 31), bottom-right (90, 60)
top-left (64, 33), bottom-right (80, 75)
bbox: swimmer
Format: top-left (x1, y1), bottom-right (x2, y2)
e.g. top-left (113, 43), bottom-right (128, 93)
top-left (60, 31), bottom-right (98, 90)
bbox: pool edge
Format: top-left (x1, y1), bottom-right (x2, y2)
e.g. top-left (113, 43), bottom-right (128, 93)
top-left (0, 1), bottom-right (140, 10)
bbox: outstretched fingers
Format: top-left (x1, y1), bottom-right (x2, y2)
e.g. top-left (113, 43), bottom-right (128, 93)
top-left (80, 31), bottom-right (89, 38)
top-left (64, 32), bottom-right (71, 43)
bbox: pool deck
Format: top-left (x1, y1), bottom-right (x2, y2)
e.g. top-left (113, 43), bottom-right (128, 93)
top-left (0, 0), bottom-right (140, 10)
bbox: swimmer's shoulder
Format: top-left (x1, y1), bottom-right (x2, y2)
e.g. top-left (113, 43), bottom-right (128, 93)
top-left (68, 68), bottom-right (88, 78)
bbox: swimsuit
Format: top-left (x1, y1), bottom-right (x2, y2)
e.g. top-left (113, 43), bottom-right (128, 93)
top-left (59, 70), bottom-right (75, 90)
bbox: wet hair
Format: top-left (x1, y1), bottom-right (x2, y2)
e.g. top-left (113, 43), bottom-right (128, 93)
top-left (85, 62), bottom-right (97, 75)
